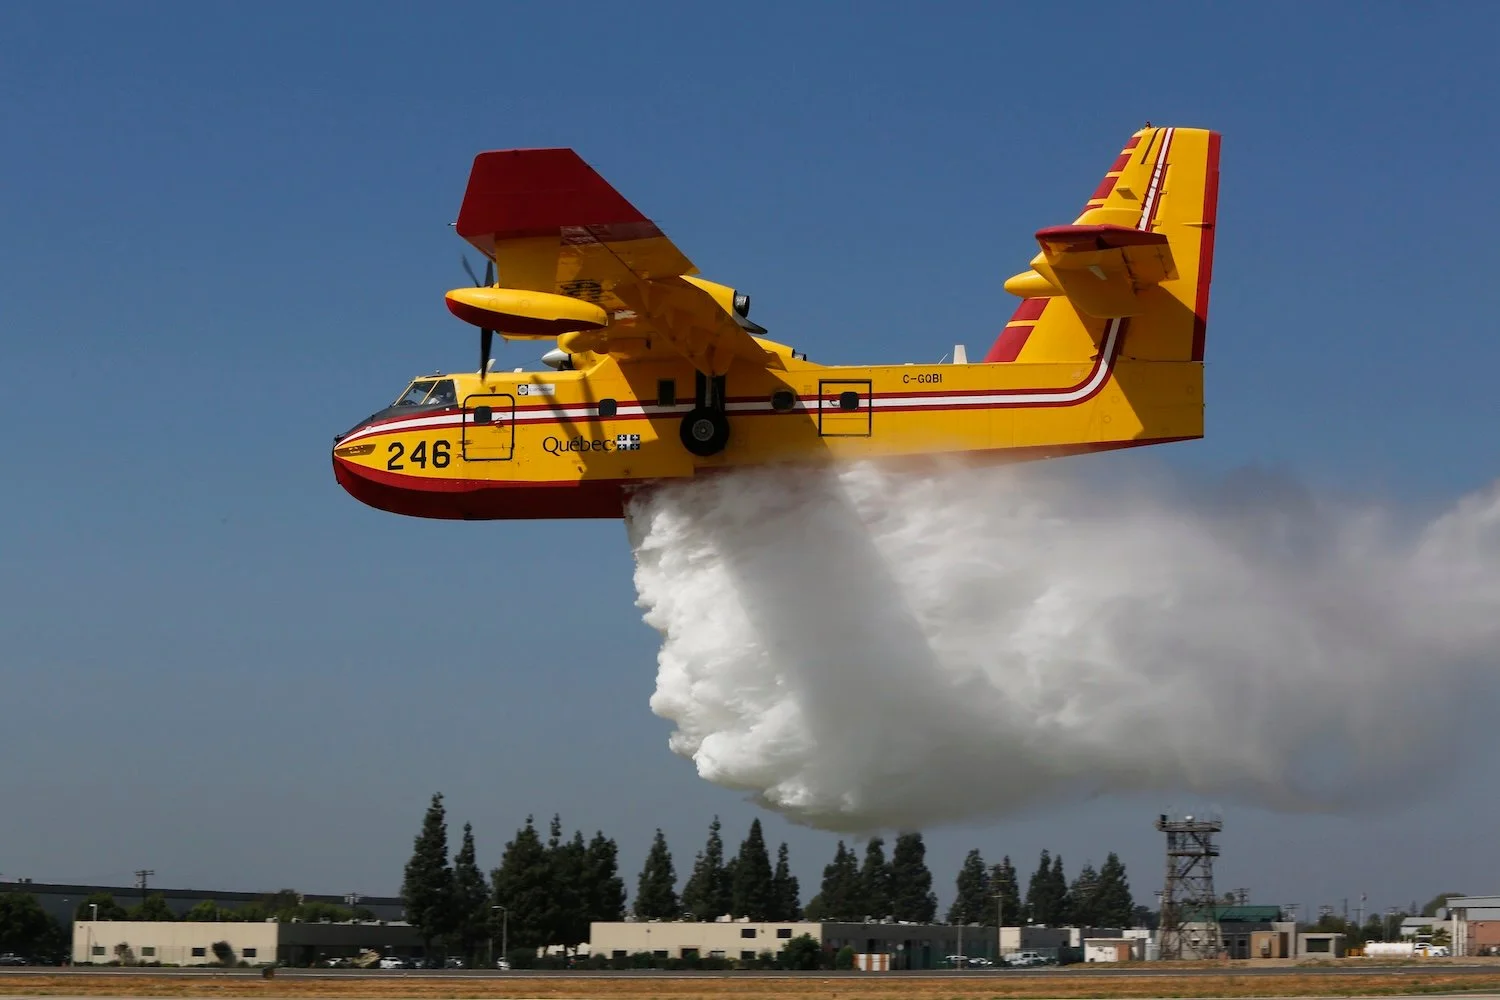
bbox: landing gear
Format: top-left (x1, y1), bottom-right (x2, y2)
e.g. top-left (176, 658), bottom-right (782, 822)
top-left (680, 407), bottom-right (730, 456)
top-left (680, 372), bottom-right (731, 457)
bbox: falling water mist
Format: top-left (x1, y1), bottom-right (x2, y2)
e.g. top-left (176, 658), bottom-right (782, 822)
top-left (623, 458), bottom-right (1500, 833)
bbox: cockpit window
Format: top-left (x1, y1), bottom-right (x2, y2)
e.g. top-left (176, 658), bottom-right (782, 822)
top-left (393, 379), bottom-right (456, 407)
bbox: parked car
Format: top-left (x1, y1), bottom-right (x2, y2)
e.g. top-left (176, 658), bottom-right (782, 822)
top-left (0, 954), bottom-right (26, 967)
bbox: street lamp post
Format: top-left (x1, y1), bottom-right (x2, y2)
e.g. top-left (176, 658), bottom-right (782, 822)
top-left (991, 892), bottom-right (1004, 964)
top-left (492, 906), bottom-right (507, 969)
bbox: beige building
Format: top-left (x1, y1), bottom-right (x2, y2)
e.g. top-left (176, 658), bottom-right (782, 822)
top-left (590, 919), bottom-right (989, 969)
top-left (73, 920), bottom-right (425, 967)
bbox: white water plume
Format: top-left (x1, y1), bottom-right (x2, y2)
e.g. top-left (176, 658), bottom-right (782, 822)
top-left (624, 458), bottom-right (1500, 832)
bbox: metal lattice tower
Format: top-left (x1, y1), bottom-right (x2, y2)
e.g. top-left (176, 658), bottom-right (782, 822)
top-left (1155, 814), bottom-right (1223, 960)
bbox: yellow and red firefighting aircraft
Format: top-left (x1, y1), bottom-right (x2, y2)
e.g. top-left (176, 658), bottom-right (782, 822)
top-left (333, 124), bottom-right (1220, 519)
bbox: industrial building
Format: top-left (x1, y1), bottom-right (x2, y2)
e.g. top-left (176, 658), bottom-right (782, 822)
top-left (73, 920), bottom-right (424, 967)
top-left (7, 880), bottom-right (404, 926)
top-left (1442, 897), bottom-right (1498, 956)
top-left (589, 919), bottom-right (997, 969)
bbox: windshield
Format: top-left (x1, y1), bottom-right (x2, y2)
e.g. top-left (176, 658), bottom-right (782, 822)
top-left (392, 378), bottom-right (456, 407)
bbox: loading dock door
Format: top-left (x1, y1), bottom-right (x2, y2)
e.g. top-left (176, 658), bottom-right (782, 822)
top-left (818, 379), bottom-right (872, 437)
top-left (462, 393), bottom-right (515, 461)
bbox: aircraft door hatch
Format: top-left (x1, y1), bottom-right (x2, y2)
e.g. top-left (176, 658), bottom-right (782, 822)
top-left (462, 393), bottom-right (515, 461)
top-left (817, 379), bottom-right (872, 437)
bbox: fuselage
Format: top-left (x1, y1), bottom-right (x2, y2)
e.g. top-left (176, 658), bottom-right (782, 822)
top-left (330, 334), bottom-right (1203, 520)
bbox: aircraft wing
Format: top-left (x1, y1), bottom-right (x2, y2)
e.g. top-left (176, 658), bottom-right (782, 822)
top-left (454, 149), bottom-right (771, 374)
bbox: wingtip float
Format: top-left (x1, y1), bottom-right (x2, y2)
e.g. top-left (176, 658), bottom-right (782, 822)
top-left (333, 124), bottom-right (1221, 520)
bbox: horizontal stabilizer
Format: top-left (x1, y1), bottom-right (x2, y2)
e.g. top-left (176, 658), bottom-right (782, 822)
top-left (1030, 224), bottom-right (1176, 318)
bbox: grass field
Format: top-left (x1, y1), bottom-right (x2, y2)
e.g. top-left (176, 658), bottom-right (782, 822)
top-left (6, 970), bottom-right (1500, 1000)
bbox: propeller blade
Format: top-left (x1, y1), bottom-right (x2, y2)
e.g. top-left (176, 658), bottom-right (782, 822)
top-left (462, 256), bottom-right (483, 287)
top-left (480, 327), bottom-right (494, 376)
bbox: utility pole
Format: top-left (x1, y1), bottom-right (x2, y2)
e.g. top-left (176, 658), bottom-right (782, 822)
top-left (134, 869), bottom-right (154, 911)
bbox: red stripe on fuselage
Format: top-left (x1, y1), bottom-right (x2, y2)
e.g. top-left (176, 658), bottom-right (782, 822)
top-left (1191, 131), bottom-right (1221, 362)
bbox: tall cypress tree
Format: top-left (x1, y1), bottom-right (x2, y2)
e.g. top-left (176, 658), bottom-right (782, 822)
top-left (888, 832), bottom-right (937, 922)
top-left (401, 792), bottom-right (455, 956)
top-left (1068, 862), bottom-right (1101, 927)
top-left (858, 837), bottom-right (892, 920)
top-left (1095, 853), bottom-right (1134, 927)
top-left (731, 819), bottom-right (775, 919)
top-left (585, 831), bottom-right (626, 923)
top-left (770, 842), bottom-right (801, 920)
top-left (947, 849), bottom-right (991, 924)
top-left (1051, 854), bottom-right (1071, 925)
top-left (546, 827), bottom-right (590, 953)
top-left (452, 823), bottom-right (489, 962)
top-left (988, 856), bottom-right (1022, 925)
top-left (490, 815), bottom-right (551, 950)
top-left (680, 817), bottom-right (730, 921)
top-left (810, 841), bottom-right (862, 920)
top-left (1026, 850), bottom-right (1063, 926)
top-left (634, 829), bottom-right (680, 920)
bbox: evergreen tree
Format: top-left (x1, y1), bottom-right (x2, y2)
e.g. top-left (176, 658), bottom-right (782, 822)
top-left (731, 819), bottom-right (775, 920)
top-left (490, 815), bottom-right (552, 950)
top-left (947, 849), bottom-right (991, 924)
top-left (401, 792), bottom-right (455, 955)
top-left (183, 900), bottom-right (227, 922)
top-left (770, 842), bottom-right (802, 920)
top-left (1026, 850), bottom-right (1066, 925)
top-left (130, 893), bottom-right (175, 921)
top-left (888, 832), bottom-right (937, 922)
top-left (680, 816), bottom-right (731, 921)
top-left (1068, 862), bottom-right (1101, 927)
top-left (1094, 853), bottom-right (1134, 928)
top-left (0, 893), bottom-right (66, 961)
top-left (452, 823), bottom-right (490, 962)
top-left (858, 837), bottom-right (892, 920)
top-left (585, 831), bottom-right (627, 922)
top-left (987, 857), bottom-right (1022, 926)
top-left (635, 829), bottom-right (680, 920)
top-left (808, 841), bottom-right (862, 920)
top-left (1051, 854), bottom-right (1071, 925)
top-left (545, 825), bottom-right (590, 953)
top-left (75, 893), bottom-right (128, 921)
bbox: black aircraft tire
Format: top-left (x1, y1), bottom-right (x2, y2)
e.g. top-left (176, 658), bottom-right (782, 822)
top-left (680, 407), bottom-right (731, 457)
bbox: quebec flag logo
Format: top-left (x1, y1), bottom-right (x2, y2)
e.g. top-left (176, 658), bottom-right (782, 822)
top-left (615, 433), bottom-right (642, 451)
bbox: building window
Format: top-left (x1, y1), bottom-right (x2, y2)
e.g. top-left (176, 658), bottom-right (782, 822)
top-left (709, 950), bottom-right (725, 958)
top-left (1306, 938), bottom-right (1330, 953)
top-left (777, 928), bottom-right (792, 939)
top-left (652, 950), bottom-right (667, 958)
top-left (191, 947), bottom-right (206, 957)
top-left (681, 948), bottom-right (698, 959)
top-left (611, 950), bottom-right (626, 959)
top-left (741, 928), bottom-right (756, 938)
top-left (141, 947), bottom-right (156, 957)
top-left (741, 950), bottom-right (757, 960)
top-left (92, 946), bottom-right (105, 956)
top-left (243, 948), bottom-right (257, 958)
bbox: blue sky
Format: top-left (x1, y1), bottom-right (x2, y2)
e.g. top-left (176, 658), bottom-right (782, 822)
top-left (2, 1), bottom-right (1498, 917)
